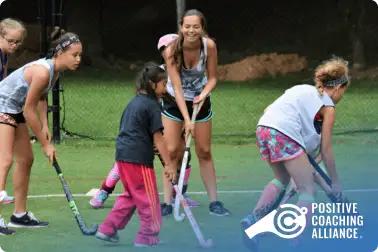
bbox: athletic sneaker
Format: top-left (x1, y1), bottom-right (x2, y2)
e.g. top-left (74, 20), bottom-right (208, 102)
top-left (0, 191), bottom-right (14, 204)
top-left (209, 201), bottom-right (230, 216)
top-left (95, 231), bottom-right (119, 243)
top-left (171, 194), bottom-right (200, 208)
top-left (8, 212), bottom-right (49, 228)
top-left (183, 194), bottom-right (200, 207)
top-left (240, 214), bottom-right (259, 251)
top-left (0, 217), bottom-right (15, 236)
top-left (160, 203), bottom-right (172, 216)
top-left (89, 189), bottom-right (109, 209)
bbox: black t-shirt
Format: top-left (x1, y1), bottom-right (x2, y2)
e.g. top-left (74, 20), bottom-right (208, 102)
top-left (115, 94), bottom-right (163, 167)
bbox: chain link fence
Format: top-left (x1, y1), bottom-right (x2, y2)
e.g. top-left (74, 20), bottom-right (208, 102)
top-left (54, 1), bottom-right (378, 141)
top-left (56, 73), bottom-right (378, 141)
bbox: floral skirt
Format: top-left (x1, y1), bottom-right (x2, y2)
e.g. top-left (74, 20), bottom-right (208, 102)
top-left (256, 126), bottom-right (304, 163)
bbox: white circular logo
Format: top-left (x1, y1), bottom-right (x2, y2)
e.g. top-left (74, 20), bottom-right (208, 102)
top-left (273, 204), bottom-right (308, 239)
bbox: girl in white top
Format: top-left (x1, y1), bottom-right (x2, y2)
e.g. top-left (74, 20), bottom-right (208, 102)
top-left (0, 32), bottom-right (82, 235)
top-left (242, 57), bottom-right (350, 248)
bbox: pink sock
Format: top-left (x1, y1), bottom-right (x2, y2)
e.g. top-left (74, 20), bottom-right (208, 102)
top-left (254, 179), bottom-right (285, 216)
top-left (101, 163), bottom-right (120, 193)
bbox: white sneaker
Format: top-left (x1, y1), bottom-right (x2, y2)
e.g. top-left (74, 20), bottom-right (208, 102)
top-left (0, 191), bottom-right (14, 204)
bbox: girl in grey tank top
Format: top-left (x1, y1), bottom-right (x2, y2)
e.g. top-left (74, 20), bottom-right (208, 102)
top-left (0, 32), bottom-right (82, 234)
top-left (161, 9), bottom-right (230, 217)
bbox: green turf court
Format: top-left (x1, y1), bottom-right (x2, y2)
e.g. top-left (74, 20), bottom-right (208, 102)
top-left (0, 132), bottom-right (377, 252)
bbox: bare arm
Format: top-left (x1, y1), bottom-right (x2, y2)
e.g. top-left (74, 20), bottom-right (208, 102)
top-left (164, 45), bottom-right (194, 138)
top-left (315, 152), bottom-right (322, 163)
top-left (196, 38), bottom-right (218, 102)
top-left (153, 131), bottom-right (177, 183)
top-left (23, 65), bottom-right (56, 161)
top-left (164, 46), bottom-right (190, 123)
top-left (319, 106), bottom-right (339, 187)
top-left (37, 97), bottom-right (51, 142)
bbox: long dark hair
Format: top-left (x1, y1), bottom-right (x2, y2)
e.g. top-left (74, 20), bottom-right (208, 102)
top-left (136, 62), bottom-right (167, 98)
top-left (173, 9), bottom-right (208, 71)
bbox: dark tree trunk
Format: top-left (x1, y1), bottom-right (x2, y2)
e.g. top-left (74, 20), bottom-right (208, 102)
top-left (350, 0), bottom-right (366, 70)
top-left (176, 0), bottom-right (186, 29)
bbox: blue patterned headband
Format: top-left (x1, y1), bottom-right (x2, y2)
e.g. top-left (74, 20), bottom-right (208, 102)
top-left (54, 34), bottom-right (80, 53)
top-left (324, 75), bottom-right (349, 87)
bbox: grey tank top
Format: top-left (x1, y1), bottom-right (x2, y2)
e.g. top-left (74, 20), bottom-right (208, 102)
top-left (0, 58), bottom-right (55, 114)
top-left (166, 37), bottom-right (208, 101)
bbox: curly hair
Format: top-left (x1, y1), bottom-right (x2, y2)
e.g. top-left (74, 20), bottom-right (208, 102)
top-left (314, 57), bottom-right (350, 94)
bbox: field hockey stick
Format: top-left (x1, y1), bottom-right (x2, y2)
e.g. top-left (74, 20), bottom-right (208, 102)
top-left (172, 185), bottom-right (213, 248)
top-left (278, 179), bottom-right (297, 205)
top-left (52, 158), bottom-right (98, 235)
top-left (174, 99), bottom-right (205, 221)
top-left (307, 154), bottom-right (349, 203)
top-left (154, 149), bottom-right (213, 248)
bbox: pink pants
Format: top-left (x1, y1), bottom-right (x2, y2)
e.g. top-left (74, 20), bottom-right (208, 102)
top-left (99, 161), bottom-right (162, 245)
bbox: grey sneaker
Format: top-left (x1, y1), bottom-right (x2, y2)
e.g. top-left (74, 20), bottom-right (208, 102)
top-left (209, 201), bottom-right (230, 216)
top-left (95, 231), bottom-right (119, 243)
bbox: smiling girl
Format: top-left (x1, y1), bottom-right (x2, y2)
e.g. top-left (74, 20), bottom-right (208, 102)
top-left (161, 9), bottom-right (230, 216)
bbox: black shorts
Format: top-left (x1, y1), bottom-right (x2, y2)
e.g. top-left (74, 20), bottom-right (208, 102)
top-left (0, 112), bottom-right (26, 128)
top-left (161, 95), bottom-right (213, 122)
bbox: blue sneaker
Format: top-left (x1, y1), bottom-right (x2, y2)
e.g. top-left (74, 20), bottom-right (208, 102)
top-left (240, 214), bottom-right (259, 251)
top-left (89, 189), bottom-right (109, 209)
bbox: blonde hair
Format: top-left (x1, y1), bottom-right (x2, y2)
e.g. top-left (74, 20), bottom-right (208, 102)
top-left (0, 18), bottom-right (27, 40)
top-left (314, 57), bottom-right (350, 94)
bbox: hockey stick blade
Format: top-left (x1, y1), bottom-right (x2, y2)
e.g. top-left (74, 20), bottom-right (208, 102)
top-left (173, 185), bottom-right (213, 248)
top-left (52, 159), bottom-right (98, 235)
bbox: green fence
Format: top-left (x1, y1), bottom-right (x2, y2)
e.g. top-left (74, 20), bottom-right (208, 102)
top-left (56, 70), bottom-right (378, 141)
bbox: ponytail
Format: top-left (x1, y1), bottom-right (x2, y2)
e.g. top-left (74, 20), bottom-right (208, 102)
top-left (136, 62), bottom-right (167, 97)
top-left (46, 29), bottom-right (81, 59)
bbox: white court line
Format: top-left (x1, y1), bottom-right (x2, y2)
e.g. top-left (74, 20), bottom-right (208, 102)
top-left (27, 188), bottom-right (378, 199)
